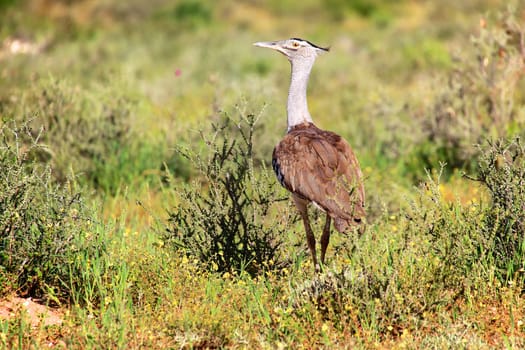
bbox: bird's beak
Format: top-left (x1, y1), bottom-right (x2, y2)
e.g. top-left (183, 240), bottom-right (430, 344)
top-left (253, 40), bottom-right (288, 56)
top-left (253, 41), bottom-right (278, 49)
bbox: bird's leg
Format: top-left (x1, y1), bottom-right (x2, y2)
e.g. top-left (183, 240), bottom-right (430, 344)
top-left (293, 195), bottom-right (318, 271)
top-left (303, 215), bottom-right (319, 272)
top-left (320, 214), bottom-right (331, 266)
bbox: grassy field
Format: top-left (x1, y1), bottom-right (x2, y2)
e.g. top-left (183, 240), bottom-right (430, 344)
top-left (1, 0), bottom-right (525, 348)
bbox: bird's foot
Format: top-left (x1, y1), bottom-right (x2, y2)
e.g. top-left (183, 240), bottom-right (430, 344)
top-left (315, 263), bottom-right (321, 273)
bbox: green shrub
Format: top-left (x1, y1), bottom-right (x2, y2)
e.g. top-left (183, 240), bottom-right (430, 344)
top-left (409, 5), bottom-right (525, 179)
top-left (476, 138), bottom-right (525, 278)
top-left (323, 0), bottom-right (398, 20)
top-left (407, 174), bottom-right (487, 292)
top-left (165, 112), bottom-right (295, 275)
top-left (0, 0), bottom-right (17, 9)
top-left (172, 0), bottom-right (212, 28)
top-left (0, 76), bottom-right (135, 191)
top-left (0, 120), bottom-right (108, 302)
top-left (175, 1), bottom-right (210, 19)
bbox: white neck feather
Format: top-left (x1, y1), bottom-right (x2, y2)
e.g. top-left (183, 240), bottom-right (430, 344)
top-left (287, 56), bottom-right (316, 131)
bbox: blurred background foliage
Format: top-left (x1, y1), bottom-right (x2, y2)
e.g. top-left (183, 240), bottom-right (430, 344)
top-left (1, 0), bottom-right (523, 192)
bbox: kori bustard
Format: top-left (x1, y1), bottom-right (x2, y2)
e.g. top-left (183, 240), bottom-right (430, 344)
top-left (254, 38), bottom-right (365, 271)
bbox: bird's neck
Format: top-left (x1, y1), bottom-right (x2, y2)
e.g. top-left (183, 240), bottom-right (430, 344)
top-left (287, 58), bottom-right (315, 131)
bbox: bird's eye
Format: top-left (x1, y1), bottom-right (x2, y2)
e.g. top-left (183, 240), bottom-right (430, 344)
top-left (292, 41), bottom-right (300, 48)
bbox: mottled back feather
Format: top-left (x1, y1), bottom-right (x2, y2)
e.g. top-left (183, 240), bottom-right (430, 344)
top-left (272, 122), bottom-right (365, 232)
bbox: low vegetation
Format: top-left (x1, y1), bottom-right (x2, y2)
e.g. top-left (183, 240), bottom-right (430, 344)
top-left (1, 0), bottom-right (524, 348)
top-left (165, 112), bottom-right (295, 275)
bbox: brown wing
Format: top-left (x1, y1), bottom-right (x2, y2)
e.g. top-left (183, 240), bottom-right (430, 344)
top-left (273, 123), bottom-right (365, 232)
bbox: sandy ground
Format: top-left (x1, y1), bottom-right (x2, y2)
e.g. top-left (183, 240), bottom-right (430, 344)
top-left (0, 295), bottom-right (63, 327)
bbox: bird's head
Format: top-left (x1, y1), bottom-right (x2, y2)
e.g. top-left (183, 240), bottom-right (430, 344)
top-left (253, 38), bottom-right (329, 62)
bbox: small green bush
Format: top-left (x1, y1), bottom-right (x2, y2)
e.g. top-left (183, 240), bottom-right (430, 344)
top-left (0, 0), bottom-right (17, 9)
top-left (1, 76), bottom-right (134, 188)
top-left (0, 120), bottom-right (108, 302)
top-left (323, 0), bottom-right (399, 23)
top-left (165, 112), bottom-right (295, 275)
top-left (172, 0), bottom-right (212, 28)
top-left (409, 5), bottom-right (525, 179)
top-left (476, 138), bottom-right (525, 278)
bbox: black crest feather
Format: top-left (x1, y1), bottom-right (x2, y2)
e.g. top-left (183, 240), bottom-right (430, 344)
top-left (290, 38), bottom-right (329, 52)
